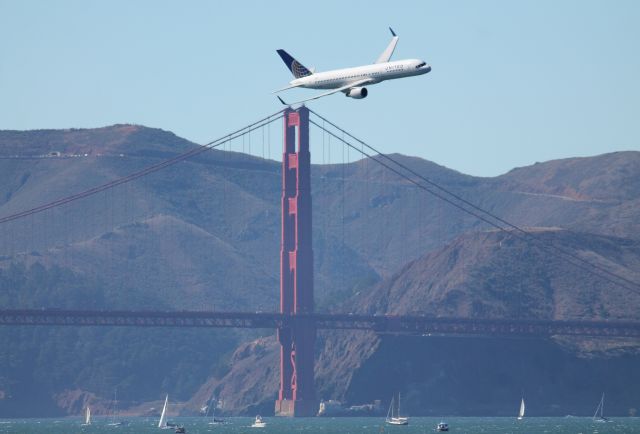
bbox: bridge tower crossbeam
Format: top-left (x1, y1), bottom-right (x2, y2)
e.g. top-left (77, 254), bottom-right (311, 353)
top-left (275, 106), bottom-right (317, 417)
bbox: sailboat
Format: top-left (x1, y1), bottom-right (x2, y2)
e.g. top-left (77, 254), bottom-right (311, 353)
top-left (81, 406), bottom-right (91, 426)
top-left (158, 394), bottom-right (177, 429)
top-left (385, 393), bottom-right (409, 425)
top-left (206, 395), bottom-right (225, 425)
top-left (593, 392), bottom-right (610, 423)
top-left (107, 389), bottom-right (127, 427)
top-left (516, 398), bottom-right (525, 420)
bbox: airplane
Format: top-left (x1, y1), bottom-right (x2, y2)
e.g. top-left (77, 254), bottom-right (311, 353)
top-left (275, 28), bottom-right (431, 105)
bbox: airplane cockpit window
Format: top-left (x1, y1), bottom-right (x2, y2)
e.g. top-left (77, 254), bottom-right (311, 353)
top-left (416, 62), bottom-right (427, 68)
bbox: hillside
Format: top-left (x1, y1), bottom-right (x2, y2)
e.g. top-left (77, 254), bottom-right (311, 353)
top-left (497, 152), bottom-right (640, 202)
top-left (353, 228), bottom-right (640, 320)
top-left (199, 229), bottom-right (640, 415)
top-left (0, 125), bottom-right (638, 416)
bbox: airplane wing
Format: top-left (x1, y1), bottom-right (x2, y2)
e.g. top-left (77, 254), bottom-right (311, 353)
top-left (273, 83), bottom-right (304, 93)
top-left (277, 78), bottom-right (373, 105)
top-left (375, 27), bottom-right (399, 64)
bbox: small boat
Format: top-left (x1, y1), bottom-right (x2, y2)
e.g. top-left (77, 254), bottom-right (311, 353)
top-left (158, 394), bottom-right (169, 428)
top-left (107, 389), bottom-right (128, 427)
top-left (206, 395), bottom-right (225, 425)
top-left (436, 421), bottom-right (449, 431)
top-left (81, 406), bottom-right (91, 426)
top-left (593, 392), bottom-right (611, 423)
top-left (385, 393), bottom-right (409, 425)
top-left (174, 426), bottom-right (186, 433)
top-left (251, 415), bottom-right (266, 428)
top-left (516, 397), bottom-right (525, 420)
top-left (158, 394), bottom-right (170, 429)
top-left (158, 394), bottom-right (178, 429)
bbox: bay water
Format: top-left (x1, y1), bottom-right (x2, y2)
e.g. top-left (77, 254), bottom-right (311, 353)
top-left (1, 417), bottom-right (639, 434)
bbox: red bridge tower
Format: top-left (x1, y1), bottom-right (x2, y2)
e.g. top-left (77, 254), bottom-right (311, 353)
top-left (275, 106), bottom-right (317, 417)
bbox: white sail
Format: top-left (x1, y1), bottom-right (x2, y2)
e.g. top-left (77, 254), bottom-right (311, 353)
top-left (593, 393), bottom-right (608, 421)
top-left (158, 395), bottom-right (169, 428)
top-left (386, 393), bottom-right (408, 425)
top-left (84, 406), bottom-right (91, 425)
top-left (518, 398), bottom-right (525, 419)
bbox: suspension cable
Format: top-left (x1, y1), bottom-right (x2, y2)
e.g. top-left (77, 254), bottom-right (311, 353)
top-left (310, 110), bottom-right (640, 292)
top-left (0, 110), bottom-right (285, 225)
top-left (308, 116), bottom-right (640, 296)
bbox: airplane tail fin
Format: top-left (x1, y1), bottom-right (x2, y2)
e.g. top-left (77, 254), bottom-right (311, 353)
top-left (375, 27), bottom-right (399, 64)
top-left (277, 49), bottom-right (313, 78)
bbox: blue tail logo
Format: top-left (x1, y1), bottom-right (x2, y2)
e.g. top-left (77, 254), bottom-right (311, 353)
top-left (277, 49), bottom-right (312, 79)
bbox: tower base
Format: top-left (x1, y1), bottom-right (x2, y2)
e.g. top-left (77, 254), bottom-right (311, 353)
top-left (275, 398), bottom-right (318, 417)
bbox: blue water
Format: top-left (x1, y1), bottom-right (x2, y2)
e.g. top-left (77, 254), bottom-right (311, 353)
top-left (1, 417), bottom-right (639, 434)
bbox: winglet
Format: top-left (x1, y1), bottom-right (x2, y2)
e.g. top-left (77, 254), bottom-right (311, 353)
top-left (375, 28), bottom-right (399, 64)
top-left (277, 96), bottom-right (289, 106)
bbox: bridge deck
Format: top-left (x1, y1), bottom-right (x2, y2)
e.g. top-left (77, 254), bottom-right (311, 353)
top-left (1, 309), bottom-right (639, 338)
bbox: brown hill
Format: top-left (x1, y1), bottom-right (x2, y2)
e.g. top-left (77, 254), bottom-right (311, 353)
top-left (354, 228), bottom-right (640, 320)
top-left (202, 229), bottom-right (640, 415)
top-left (497, 151), bottom-right (640, 201)
top-left (0, 124), bottom-right (193, 157)
top-left (0, 125), bottom-right (639, 416)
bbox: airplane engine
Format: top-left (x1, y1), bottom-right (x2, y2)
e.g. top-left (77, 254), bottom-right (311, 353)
top-left (346, 87), bottom-right (368, 99)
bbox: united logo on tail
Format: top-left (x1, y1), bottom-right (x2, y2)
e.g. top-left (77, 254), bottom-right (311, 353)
top-left (277, 49), bottom-right (313, 78)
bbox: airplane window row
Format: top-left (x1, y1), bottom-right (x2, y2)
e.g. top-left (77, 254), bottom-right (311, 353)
top-left (317, 71), bottom-right (384, 84)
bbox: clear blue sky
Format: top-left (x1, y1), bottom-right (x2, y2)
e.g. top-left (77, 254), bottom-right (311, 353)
top-left (1, 0), bottom-right (639, 176)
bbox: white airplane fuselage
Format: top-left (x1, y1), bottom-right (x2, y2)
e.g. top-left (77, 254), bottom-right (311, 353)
top-left (276, 28), bottom-right (430, 104)
top-left (290, 59), bottom-right (431, 90)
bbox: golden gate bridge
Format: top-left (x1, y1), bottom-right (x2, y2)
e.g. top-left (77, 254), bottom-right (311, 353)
top-left (1, 106), bottom-right (639, 416)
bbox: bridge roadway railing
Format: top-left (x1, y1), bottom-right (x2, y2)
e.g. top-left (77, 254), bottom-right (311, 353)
top-left (1, 309), bottom-right (640, 338)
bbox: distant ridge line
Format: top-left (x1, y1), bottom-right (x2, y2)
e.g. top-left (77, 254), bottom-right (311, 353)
top-left (0, 110), bottom-right (284, 225)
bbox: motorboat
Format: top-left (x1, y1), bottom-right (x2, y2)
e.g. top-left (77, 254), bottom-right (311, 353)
top-left (436, 421), bottom-right (449, 431)
top-left (251, 415), bottom-right (266, 428)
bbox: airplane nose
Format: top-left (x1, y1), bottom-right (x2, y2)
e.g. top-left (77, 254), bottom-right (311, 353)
top-left (425, 65), bottom-right (432, 73)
